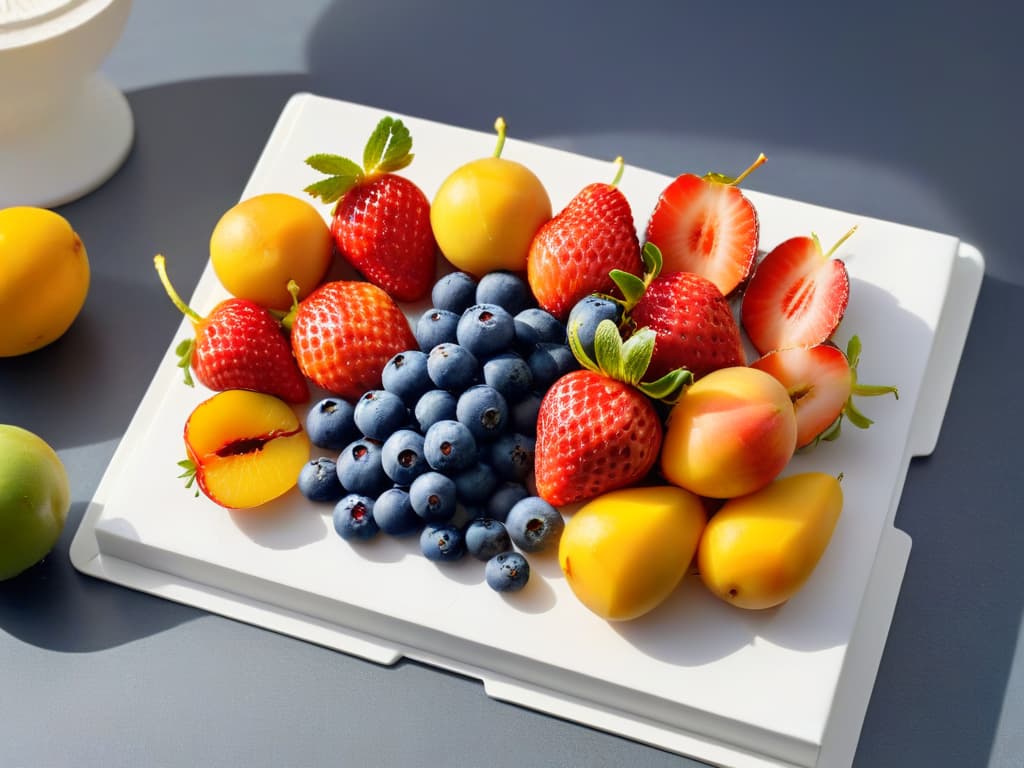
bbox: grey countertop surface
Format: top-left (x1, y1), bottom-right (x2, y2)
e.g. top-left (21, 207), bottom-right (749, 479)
top-left (2, 2), bottom-right (1022, 766)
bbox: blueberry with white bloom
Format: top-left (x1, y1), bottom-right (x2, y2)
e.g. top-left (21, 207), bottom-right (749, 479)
top-left (464, 518), bottom-right (512, 561)
top-left (427, 343), bottom-right (479, 392)
top-left (509, 392), bottom-right (542, 436)
top-left (486, 482), bottom-right (531, 523)
top-left (409, 471), bottom-right (458, 522)
top-left (485, 551), bottom-right (530, 592)
top-left (452, 461), bottom-right (498, 506)
top-left (372, 487), bottom-right (421, 536)
top-left (382, 350), bottom-right (432, 405)
top-left (381, 429), bottom-right (429, 486)
top-left (415, 308), bottom-right (460, 351)
top-left (305, 397), bottom-right (359, 451)
top-left (333, 493), bottom-right (379, 541)
top-left (419, 523), bottom-right (466, 562)
top-left (487, 432), bottom-right (536, 482)
top-left (297, 457), bottom-right (344, 503)
top-left (475, 271), bottom-right (534, 315)
top-left (513, 307), bottom-right (565, 350)
top-left (527, 342), bottom-right (578, 390)
top-left (423, 419), bottom-right (478, 473)
top-left (353, 390), bottom-right (409, 441)
top-left (567, 295), bottom-right (623, 363)
top-left (336, 438), bottom-right (390, 496)
top-left (413, 388), bottom-right (458, 433)
top-left (505, 496), bottom-right (564, 552)
top-left (456, 385), bottom-right (508, 443)
top-left (456, 303), bottom-right (516, 358)
top-left (482, 352), bottom-right (533, 401)
top-left (431, 271), bottom-right (478, 314)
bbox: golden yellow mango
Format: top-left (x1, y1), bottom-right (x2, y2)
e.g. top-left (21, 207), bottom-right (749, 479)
top-left (558, 485), bottom-right (706, 621)
top-left (697, 472), bottom-right (842, 610)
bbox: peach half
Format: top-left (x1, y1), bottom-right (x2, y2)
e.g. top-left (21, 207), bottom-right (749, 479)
top-left (661, 366), bottom-right (797, 499)
top-left (183, 389), bottom-right (310, 509)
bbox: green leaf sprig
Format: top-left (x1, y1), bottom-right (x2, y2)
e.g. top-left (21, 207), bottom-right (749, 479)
top-left (702, 152), bottom-right (767, 186)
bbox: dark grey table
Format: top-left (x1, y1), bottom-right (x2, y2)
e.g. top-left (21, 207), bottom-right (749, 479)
top-left (3, 2), bottom-right (1021, 766)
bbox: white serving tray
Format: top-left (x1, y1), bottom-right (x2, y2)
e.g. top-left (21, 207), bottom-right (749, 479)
top-left (71, 94), bottom-right (984, 768)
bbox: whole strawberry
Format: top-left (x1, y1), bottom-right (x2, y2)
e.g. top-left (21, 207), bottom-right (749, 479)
top-left (534, 320), bottom-right (690, 507)
top-left (527, 157), bottom-right (642, 321)
top-left (290, 280), bottom-right (417, 400)
top-left (304, 117), bottom-right (437, 302)
top-left (154, 255), bottom-right (308, 403)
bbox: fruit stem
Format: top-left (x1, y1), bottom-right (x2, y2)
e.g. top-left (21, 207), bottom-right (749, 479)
top-left (823, 225), bottom-right (859, 260)
top-left (610, 156), bottom-right (625, 188)
top-left (492, 117), bottom-right (507, 158)
top-left (731, 153), bottom-right (767, 186)
top-left (153, 255), bottom-right (203, 325)
top-left (279, 280), bottom-right (301, 332)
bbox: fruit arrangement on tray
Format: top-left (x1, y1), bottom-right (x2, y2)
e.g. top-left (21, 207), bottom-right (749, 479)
top-left (154, 114), bottom-right (897, 621)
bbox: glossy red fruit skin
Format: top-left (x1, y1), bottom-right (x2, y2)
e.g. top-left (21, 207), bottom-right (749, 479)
top-left (630, 271), bottom-right (745, 381)
top-left (291, 280), bottom-right (417, 400)
top-left (534, 370), bottom-right (662, 507)
top-left (331, 174), bottom-right (437, 303)
top-left (193, 299), bottom-right (308, 403)
top-left (527, 183), bottom-right (642, 321)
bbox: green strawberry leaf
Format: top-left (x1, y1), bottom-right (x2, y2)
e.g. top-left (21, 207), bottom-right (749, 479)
top-left (567, 320), bottom-right (600, 373)
top-left (175, 338), bottom-right (195, 387)
top-left (303, 175), bottom-right (361, 205)
top-left (177, 458), bottom-right (199, 497)
top-left (844, 399), bottom-right (874, 430)
top-left (641, 241), bottom-right (663, 280)
top-left (703, 171), bottom-right (737, 185)
top-left (853, 383), bottom-right (900, 398)
top-left (305, 153), bottom-right (363, 177)
top-left (363, 117), bottom-right (414, 176)
top-left (593, 320), bottom-right (625, 381)
top-left (619, 327), bottom-right (656, 386)
top-left (638, 368), bottom-right (692, 401)
top-left (610, 269), bottom-right (647, 306)
top-left (846, 334), bottom-right (863, 369)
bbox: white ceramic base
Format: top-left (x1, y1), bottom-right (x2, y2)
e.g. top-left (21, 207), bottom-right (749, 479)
top-left (0, 73), bottom-right (133, 208)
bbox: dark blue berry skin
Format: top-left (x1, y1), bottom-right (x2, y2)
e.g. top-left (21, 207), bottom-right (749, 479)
top-left (487, 433), bottom-right (536, 483)
top-left (506, 496), bottom-right (564, 553)
top-left (567, 295), bottom-right (623, 363)
top-left (415, 309), bottom-right (460, 352)
top-left (485, 551), bottom-right (530, 592)
top-left (464, 518), bottom-right (512, 561)
top-left (413, 389), bottom-right (458, 433)
top-left (336, 438), bottom-right (390, 496)
top-left (431, 271), bottom-right (478, 314)
top-left (409, 471), bottom-right (458, 522)
top-left (305, 397), bottom-right (359, 451)
top-left (427, 343), bottom-right (479, 392)
top-left (297, 457), bottom-right (345, 503)
top-left (456, 385), bottom-right (509, 443)
top-left (353, 390), bottom-right (409, 441)
top-left (510, 392), bottom-right (543, 436)
top-left (452, 462), bottom-right (499, 505)
top-left (372, 487), bottom-right (421, 536)
top-left (382, 350), bottom-right (432, 405)
top-left (475, 271), bottom-right (535, 316)
top-left (333, 494), bottom-right (379, 540)
top-left (482, 353), bottom-right (534, 401)
top-left (486, 482), bottom-right (531, 523)
top-left (456, 303), bottom-right (516, 358)
top-left (528, 342), bottom-right (579, 390)
top-left (513, 307), bottom-right (566, 351)
top-left (419, 523), bottom-right (466, 562)
top-left (381, 429), bottom-right (429, 486)
top-left (423, 419), bottom-right (478, 473)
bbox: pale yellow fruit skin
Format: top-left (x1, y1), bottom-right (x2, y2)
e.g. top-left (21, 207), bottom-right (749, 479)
top-left (558, 486), bottom-right (706, 621)
top-left (431, 157), bottom-right (551, 276)
top-left (697, 472), bottom-right (843, 610)
top-left (210, 193), bottom-right (333, 310)
top-left (0, 207), bottom-right (90, 357)
top-left (661, 366), bottom-right (797, 499)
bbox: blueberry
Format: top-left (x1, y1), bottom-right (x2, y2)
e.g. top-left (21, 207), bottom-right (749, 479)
top-left (381, 429), bottom-right (429, 486)
top-left (456, 385), bottom-right (509, 443)
top-left (528, 342), bottom-right (578, 390)
top-left (513, 307), bottom-right (566, 350)
top-left (415, 308), bottom-right (460, 351)
top-left (409, 471), bottom-right (458, 522)
top-left (305, 397), bottom-right (359, 451)
top-left (456, 303), bottom-right (516, 358)
top-left (486, 482), bottom-right (531, 522)
top-left (452, 461), bottom-right (498, 505)
top-left (506, 496), bottom-right (564, 552)
top-left (419, 523), bottom-right (466, 562)
top-left (336, 438), bottom-right (390, 496)
top-left (567, 295), bottom-right (623, 363)
top-left (382, 350), bottom-right (432, 405)
top-left (464, 518), bottom-right (512, 561)
top-left (423, 419), bottom-right (478, 473)
top-left (353, 390), bottom-right (409, 441)
top-left (427, 343), bottom-right (479, 392)
top-left (509, 392), bottom-right (542, 436)
top-left (413, 389), bottom-right (458, 432)
top-left (297, 457), bottom-right (345, 503)
top-left (475, 271), bottom-right (535, 315)
top-left (333, 493), bottom-right (379, 540)
top-left (372, 487), bottom-right (421, 536)
top-left (482, 352), bottom-right (534, 401)
top-left (487, 433), bottom-right (536, 483)
top-left (431, 271), bottom-right (478, 314)
top-left (485, 551), bottom-right (530, 592)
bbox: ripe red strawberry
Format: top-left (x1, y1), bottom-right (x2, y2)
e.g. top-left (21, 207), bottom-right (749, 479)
top-left (644, 154), bottom-right (765, 296)
top-left (741, 227), bottom-right (855, 355)
top-left (154, 255), bottom-right (308, 403)
top-left (630, 270), bottom-right (745, 381)
top-left (290, 280), bottom-right (417, 400)
top-left (527, 157), bottom-right (642, 320)
top-left (750, 336), bottom-right (898, 449)
top-left (305, 117), bottom-right (436, 302)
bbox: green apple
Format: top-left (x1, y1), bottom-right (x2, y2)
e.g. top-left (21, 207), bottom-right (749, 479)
top-left (0, 425), bottom-right (70, 580)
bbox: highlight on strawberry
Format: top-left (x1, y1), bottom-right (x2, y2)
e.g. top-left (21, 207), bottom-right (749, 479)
top-left (304, 116), bottom-right (437, 302)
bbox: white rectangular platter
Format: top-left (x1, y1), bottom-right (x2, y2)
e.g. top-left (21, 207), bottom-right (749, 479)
top-left (71, 94), bottom-right (984, 768)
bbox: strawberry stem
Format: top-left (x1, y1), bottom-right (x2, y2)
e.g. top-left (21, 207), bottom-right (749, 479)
top-left (823, 225), bottom-right (859, 260)
top-left (154, 255), bottom-right (203, 325)
top-left (492, 117), bottom-right (508, 158)
top-left (731, 153), bottom-right (767, 186)
top-left (610, 156), bottom-right (625, 188)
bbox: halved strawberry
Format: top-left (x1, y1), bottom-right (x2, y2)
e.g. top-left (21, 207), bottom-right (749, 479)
top-left (741, 228), bottom-right (855, 355)
top-left (644, 154), bottom-right (764, 296)
top-left (750, 336), bottom-right (898, 449)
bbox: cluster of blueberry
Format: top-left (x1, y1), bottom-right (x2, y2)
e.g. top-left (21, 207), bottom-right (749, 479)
top-left (297, 270), bottom-right (577, 592)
